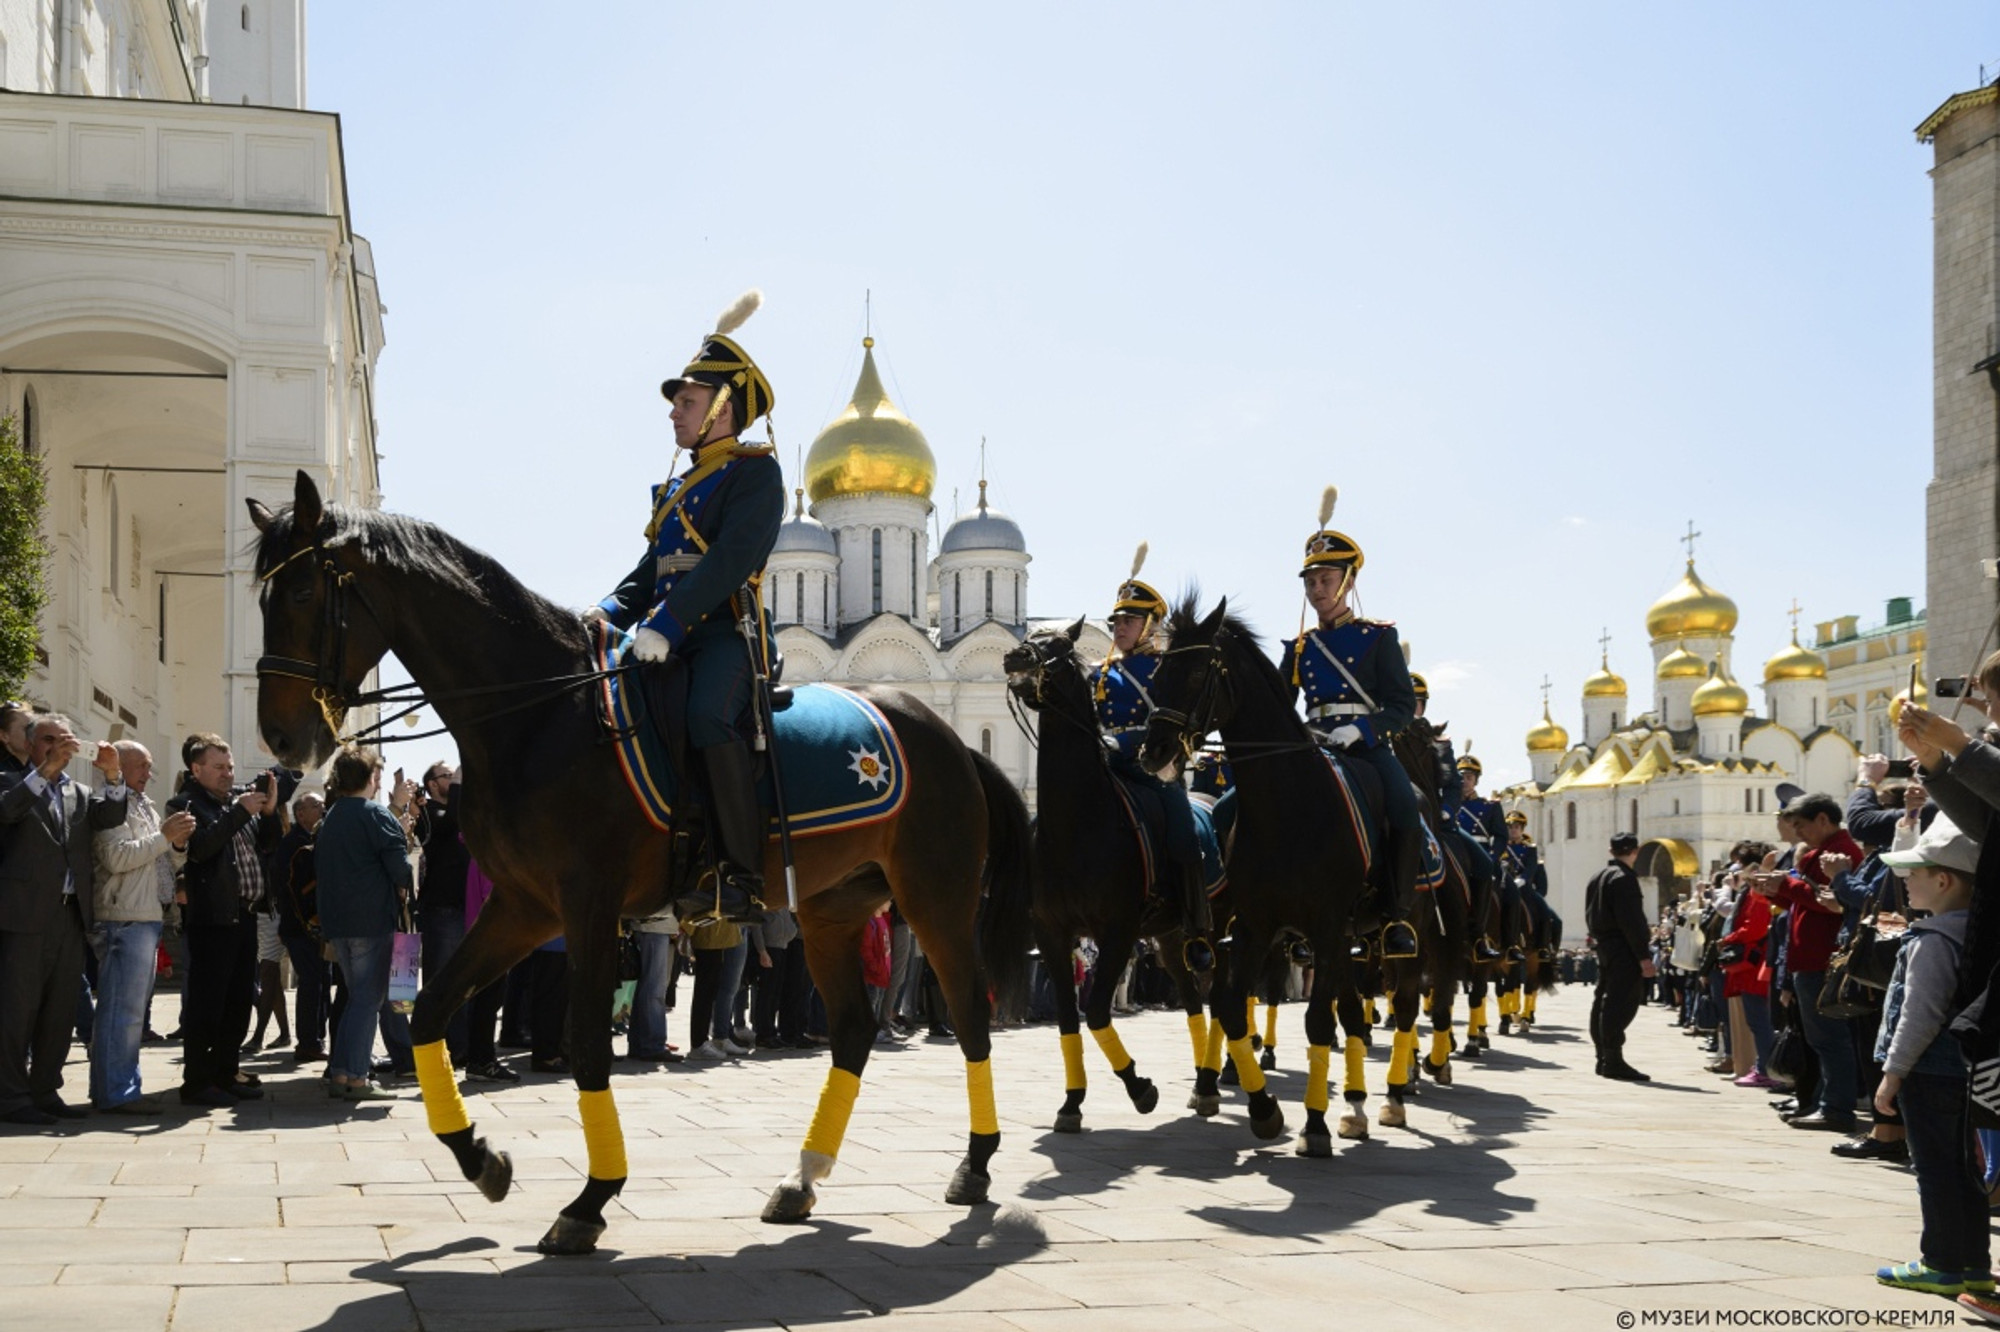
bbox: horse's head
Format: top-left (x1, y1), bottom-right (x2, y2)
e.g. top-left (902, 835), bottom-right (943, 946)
top-left (1003, 618), bottom-right (1090, 715)
top-left (246, 470), bottom-right (391, 769)
top-left (1138, 595), bottom-right (1233, 777)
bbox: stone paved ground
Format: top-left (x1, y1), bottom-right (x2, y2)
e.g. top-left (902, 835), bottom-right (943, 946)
top-left (0, 987), bottom-right (1980, 1331)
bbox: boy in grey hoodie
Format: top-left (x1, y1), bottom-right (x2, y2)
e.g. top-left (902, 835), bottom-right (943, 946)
top-left (1874, 814), bottom-right (1988, 1296)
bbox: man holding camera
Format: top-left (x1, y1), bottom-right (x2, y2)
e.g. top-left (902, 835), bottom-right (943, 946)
top-left (168, 734), bottom-right (281, 1108)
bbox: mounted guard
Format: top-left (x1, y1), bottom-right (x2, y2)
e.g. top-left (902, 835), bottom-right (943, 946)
top-left (1443, 750), bottom-right (1510, 963)
top-left (1278, 488), bottom-right (1423, 960)
top-left (587, 291), bottom-right (785, 924)
top-left (1091, 544), bottom-right (1215, 973)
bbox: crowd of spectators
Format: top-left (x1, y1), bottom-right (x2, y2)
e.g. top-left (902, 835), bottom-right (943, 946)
top-left (1629, 655), bottom-right (2000, 1321)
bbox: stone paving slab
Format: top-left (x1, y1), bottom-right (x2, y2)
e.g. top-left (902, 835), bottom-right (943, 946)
top-left (0, 987), bottom-right (1984, 1329)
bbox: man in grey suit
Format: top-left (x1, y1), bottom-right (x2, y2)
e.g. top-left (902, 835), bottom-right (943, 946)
top-left (0, 714), bottom-right (128, 1125)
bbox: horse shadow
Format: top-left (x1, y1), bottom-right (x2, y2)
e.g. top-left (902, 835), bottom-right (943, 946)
top-left (292, 1210), bottom-right (1055, 1331)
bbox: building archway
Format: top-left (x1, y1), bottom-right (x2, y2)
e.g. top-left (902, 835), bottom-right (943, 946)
top-left (1635, 837), bottom-right (1700, 925)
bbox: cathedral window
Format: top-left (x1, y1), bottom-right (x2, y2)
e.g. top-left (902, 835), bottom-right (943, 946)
top-left (871, 529), bottom-right (882, 615)
top-left (1757, 788), bottom-right (1765, 813)
top-left (1564, 803), bottom-right (1576, 840)
top-left (820, 575), bottom-right (829, 626)
top-left (1629, 799), bottom-right (1638, 833)
top-left (20, 388), bottom-right (37, 456)
top-left (981, 727), bottom-right (993, 758)
top-left (1744, 789), bottom-right (1752, 813)
top-left (794, 572), bottom-right (804, 625)
top-left (910, 532), bottom-right (918, 613)
top-left (984, 570), bottom-right (993, 619)
top-left (952, 571), bottom-right (961, 634)
top-left (242, 4), bottom-right (251, 29)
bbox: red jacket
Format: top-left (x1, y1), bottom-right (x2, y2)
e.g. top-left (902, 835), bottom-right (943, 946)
top-left (1720, 891), bottom-right (1772, 999)
top-left (1774, 831), bottom-right (1863, 974)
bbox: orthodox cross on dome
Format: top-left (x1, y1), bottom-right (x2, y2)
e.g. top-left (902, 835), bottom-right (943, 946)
top-left (1597, 626), bottom-right (1613, 664)
top-left (979, 436), bottom-right (988, 511)
top-left (1680, 520), bottom-right (1702, 565)
top-left (1540, 675), bottom-right (1553, 710)
top-left (1786, 598), bottom-right (1803, 637)
top-left (865, 289), bottom-right (872, 340)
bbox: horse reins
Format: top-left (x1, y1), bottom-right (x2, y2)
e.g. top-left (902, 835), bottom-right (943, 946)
top-left (256, 536), bottom-right (635, 748)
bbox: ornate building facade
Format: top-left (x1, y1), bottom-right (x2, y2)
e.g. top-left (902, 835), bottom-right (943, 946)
top-left (768, 336), bottom-right (1105, 806)
top-left (1501, 552), bottom-right (1922, 942)
top-left (0, 1), bottom-right (384, 764)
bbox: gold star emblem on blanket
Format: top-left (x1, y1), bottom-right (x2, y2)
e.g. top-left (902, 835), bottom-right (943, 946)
top-left (847, 747), bottom-right (889, 790)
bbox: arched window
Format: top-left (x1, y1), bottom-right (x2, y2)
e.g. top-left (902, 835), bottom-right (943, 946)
top-left (1013, 572), bottom-right (1022, 624)
top-left (952, 571), bottom-right (961, 634)
top-left (794, 572), bottom-right (804, 624)
top-left (242, 4), bottom-right (251, 30)
top-left (870, 529), bottom-right (882, 615)
top-left (980, 727), bottom-right (993, 758)
top-left (1744, 789), bottom-right (1753, 813)
top-left (1564, 802), bottom-right (1577, 840)
top-left (1629, 799), bottom-right (1638, 833)
top-left (909, 531), bottom-right (918, 612)
top-left (984, 569), bottom-right (994, 619)
top-left (19, 388), bottom-right (37, 456)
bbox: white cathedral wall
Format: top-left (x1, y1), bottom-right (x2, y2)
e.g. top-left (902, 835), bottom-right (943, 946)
top-left (1801, 732), bottom-right (1860, 796)
top-left (816, 493), bottom-right (930, 626)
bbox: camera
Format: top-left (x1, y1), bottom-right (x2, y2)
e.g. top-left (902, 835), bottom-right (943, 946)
top-left (1935, 676), bottom-right (1971, 698)
top-left (1884, 758), bottom-right (1915, 779)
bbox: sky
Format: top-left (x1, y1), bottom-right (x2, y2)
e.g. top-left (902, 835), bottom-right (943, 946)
top-left (305, 3), bottom-right (1994, 788)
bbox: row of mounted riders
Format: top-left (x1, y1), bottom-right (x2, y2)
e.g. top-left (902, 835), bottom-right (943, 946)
top-left (1001, 609), bottom-right (1561, 1155)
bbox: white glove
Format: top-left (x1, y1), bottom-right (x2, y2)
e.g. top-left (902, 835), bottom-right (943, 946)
top-left (579, 605), bottom-right (609, 625)
top-left (632, 627), bottom-right (672, 662)
top-left (1327, 724), bottom-right (1363, 748)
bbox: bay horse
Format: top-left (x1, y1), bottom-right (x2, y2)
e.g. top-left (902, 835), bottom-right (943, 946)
top-left (1001, 621), bottom-right (1214, 1131)
top-left (247, 472), bottom-right (1033, 1254)
top-left (1137, 596), bottom-right (1371, 1158)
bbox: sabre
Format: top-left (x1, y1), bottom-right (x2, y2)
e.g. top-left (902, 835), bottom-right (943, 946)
top-left (735, 584), bottom-right (798, 911)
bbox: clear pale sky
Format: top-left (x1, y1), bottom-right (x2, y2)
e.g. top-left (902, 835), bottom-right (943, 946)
top-left (306, 4), bottom-right (1993, 788)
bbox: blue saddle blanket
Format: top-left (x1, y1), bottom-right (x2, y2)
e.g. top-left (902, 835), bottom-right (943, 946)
top-left (1314, 746), bottom-right (1446, 891)
top-left (593, 624), bottom-right (909, 837)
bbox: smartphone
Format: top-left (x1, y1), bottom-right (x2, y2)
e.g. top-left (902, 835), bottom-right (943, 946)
top-left (1884, 758), bottom-right (1915, 779)
top-left (106, 722), bottom-right (125, 743)
top-left (1935, 676), bottom-right (1971, 698)
top-left (394, 767), bottom-right (405, 790)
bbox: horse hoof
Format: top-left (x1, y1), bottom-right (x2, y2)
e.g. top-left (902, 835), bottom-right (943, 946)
top-left (944, 1164), bottom-right (990, 1206)
top-left (1219, 1063), bottom-right (1240, 1088)
top-left (1462, 1042), bottom-right (1484, 1060)
top-left (535, 1214), bottom-right (605, 1256)
top-left (1296, 1130), bottom-right (1333, 1158)
top-left (1053, 1111), bottom-right (1083, 1134)
top-left (475, 1148), bottom-right (514, 1203)
top-left (761, 1183), bottom-right (817, 1225)
top-left (1258, 1049), bottom-right (1276, 1072)
top-left (1130, 1080), bottom-right (1160, 1115)
top-left (1248, 1098), bottom-right (1285, 1141)
top-left (1428, 1059), bottom-right (1453, 1087)
top-left (1379, 1101), bottom-right (1407, 1129)
top-left (1188, 1093), bottom-right (1220, 1117)
top-left (1337, 1113), bottom-right (1369, 1140)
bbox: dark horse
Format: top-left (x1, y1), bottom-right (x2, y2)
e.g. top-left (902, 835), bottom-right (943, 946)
top-left (1001, 621), bottom-right (1213, 1131)
top-left (1138, 596), bottom-right (1372, 1157)
top-left (247, 473), bottom-right (1033, 1254)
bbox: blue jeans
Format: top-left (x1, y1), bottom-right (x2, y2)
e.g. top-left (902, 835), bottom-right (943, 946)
top-left (710, 938), bottom-right (748, 1044)
top-left (329, 935), bottom-right (408, 1082)
top-left (421, 906), bottom-right (468, 1060)
top-left (87, 920), bottom-right (161, 1108)
top-left (1739, 991), bottom-right (1775, 1072)
top-left (628, 932), bottom-right (678, 1057)
top-left (1898, 1070), bottom-right (1990, 1274)
top-left (1794, 970), bottom-right (1857, 1123)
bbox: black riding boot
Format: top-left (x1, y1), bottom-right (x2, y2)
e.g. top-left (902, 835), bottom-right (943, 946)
top-left (1380, 828), bottom-right (1421, 960)
top-left (681, 740), bottom-right (769, 925)
top-left (1468, 863), bottom-right (1503, 964)
top-left (1180, 863), bottom-right (1215, 974)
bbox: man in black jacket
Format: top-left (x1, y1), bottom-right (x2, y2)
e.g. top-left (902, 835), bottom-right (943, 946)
top-left (412, 763), bottom-right (471, 1063)
top-left (274, 792), bottom-right (329, 1064)
top-left (167, 734), bottom-right (279, 1108)
top-left (1586, 831), bottom-right (1656, 1082)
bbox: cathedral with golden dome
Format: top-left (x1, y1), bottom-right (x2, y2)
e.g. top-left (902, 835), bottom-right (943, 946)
top-left (1498, 544), bottom-right (1926, 940)
top-left (764, 335), bottom-right (1108, 806)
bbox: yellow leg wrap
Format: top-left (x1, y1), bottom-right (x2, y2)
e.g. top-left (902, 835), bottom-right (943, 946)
top-left (1262, 1003), bottom-right (1279, 1050)
top-left (1366, 997), bottom-right (1380, 1025)
top-left (1428, 1028), bottom-right (1452, 1067)
top-left (1343, 1034), bottom-right (1367, 1096)
top-left (1305, 1043), bottom-right (1331, 1112)
top-left (802, 1067), bottom-right (862, 1159)
top-left (1387, 1030), bottom-right (1414, 1085)
top-left (1525, 992), bottom-right (1538, 1019)
top-left (414, 1039), bottom-right (471, 1137)
top-left (1202, 1018), bottom-right (1226, 1072)
top-left (966, 1058), bottom-right (999, 1136)
top-left (1470, 999), bottom-right (1488, 1035)
top-left (577, 1087), bottom-right (628, 1181)
top-left (1226, 1034), bottom-right (1267, 1094)
top-left (1060, 1031), bottom-right (1087, 1091)
top-left (1090, 1025), bottom-right (1133, 1073)
top-left (1185, 1013), bottom-right (1209, 1068)
top-left (1499, 989), bottom-right (1519, 1017)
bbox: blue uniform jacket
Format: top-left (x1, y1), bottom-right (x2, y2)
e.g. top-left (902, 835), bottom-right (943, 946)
top-left (1456, 795), bottom-right (1506, 851)
top-left (600, 446), bottom-right (785, 651)
top-left (1091, 652), bottom-right (1161, 761)
top-left (1277, 617), bottom-right (1416, 749)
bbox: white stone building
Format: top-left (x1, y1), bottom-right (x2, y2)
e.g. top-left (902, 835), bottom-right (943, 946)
top-left (768, 336), bottom-right (1105, 807)
top-left (1496, 557), bottom-right (1934, 942)
top-left (0, 0), bottom-right (385, 765)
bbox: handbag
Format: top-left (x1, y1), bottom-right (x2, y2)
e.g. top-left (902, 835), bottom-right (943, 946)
top-left (1767, 1024), bottom-right (1807, 1082)
top-left (617, 929), bottom-right (643, 983)
top-left (1716, 942), bottom-right (1746, 967)
top-left (387, 904), bottom-right (422, 1015)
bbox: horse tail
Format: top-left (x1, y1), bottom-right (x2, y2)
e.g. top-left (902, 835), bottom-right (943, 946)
top-left (969, 749), bottom-right (1035, 1016)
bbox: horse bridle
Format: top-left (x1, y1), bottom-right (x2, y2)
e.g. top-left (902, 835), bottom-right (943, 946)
top-left (1149, 638), bottom-right (1231, 767)
top-left (1003, 632), bottom-right (1100, 754)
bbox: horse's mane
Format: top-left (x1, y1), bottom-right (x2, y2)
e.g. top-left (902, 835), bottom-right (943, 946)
top-left (255, 501), bottom-right (584, 647)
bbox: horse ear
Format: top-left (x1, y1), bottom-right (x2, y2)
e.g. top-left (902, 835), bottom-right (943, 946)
top-left (292, 469), bottom-right (323, 536)
top-left (246, 497), bottom-right (274, 534)
top-left (1065, 616), bottom-right (1085, 642)
top-left (1201, 597), bottom-right (1229, 632)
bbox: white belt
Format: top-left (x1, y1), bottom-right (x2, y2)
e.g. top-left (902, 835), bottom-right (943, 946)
top-left (1307, 702), bottom-right (1371, 721)
top-left (655, 553), bottom-right (703, 575)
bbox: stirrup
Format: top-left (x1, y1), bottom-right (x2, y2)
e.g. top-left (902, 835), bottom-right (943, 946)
top-left (1380, 921), bottom-right (1418, 960)
top-left (1473, 935), bottom-right (1503, 963)
top-left (1182, 936), bottom-right (1215, 974)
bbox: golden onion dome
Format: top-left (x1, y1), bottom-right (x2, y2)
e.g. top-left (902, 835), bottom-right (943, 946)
top-left (1889, 666), bottom-right (1929, 728)
top-left (1582, 654), bottom-right (1627, 699)
top-left (1657, 642), bottom-right (1707, 681)
top-left (1762, 634), bottom-right (1828, 684)
top-left (1646, 560), bottom-right (1739, 640)
top-left (1690, 661), bottom-right (1749, 717)
top-left (1525, 706), bottom-right (1570, 754)
top-left (804, 337), bottom-right (937, 504)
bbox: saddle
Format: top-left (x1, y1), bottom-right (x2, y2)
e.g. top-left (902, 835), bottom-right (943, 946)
top-left (1105, 768), bottom-right (1226, 909)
